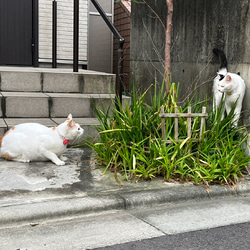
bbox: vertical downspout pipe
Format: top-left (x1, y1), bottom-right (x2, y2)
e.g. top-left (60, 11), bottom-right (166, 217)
top-left (116, 41), bottom-right (124, 108)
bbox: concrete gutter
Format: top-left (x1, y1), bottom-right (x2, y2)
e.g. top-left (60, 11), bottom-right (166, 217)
top-left (0, 148), bottom-right (250, 228)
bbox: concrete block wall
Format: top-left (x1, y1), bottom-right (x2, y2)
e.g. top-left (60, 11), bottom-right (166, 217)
top-left (130, 0), bottom-right (250, 125)
top-left (39, 0), bottom-right (88, 65)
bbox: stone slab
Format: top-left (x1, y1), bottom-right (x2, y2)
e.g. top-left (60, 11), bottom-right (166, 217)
top-left (42, 73), bottom-right (82, 93)
top-left (131, 196), bottom-right (250, 235)
top-left (83, 73), bottom-right (115, 94)
top-left (0, 71), bottom-right (42, 92)
top-left (47, 93), bottom-right (92, 118)
top-left (0, 210), bottom-right (164, 250)
top-left (4, 118), bottom-right (57, 128)
top-left (0, 67), bottom-right (116, 94)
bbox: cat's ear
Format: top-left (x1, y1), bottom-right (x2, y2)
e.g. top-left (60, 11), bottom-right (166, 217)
top-left (67, 114), bottom-right (72, 121)
top-left (226, 75), bottom-right (232, 82)
top-left (67, 120), bottom-right (75, 128)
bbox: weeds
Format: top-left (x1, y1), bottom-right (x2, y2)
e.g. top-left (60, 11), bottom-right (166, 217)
top-left (82, 81), bottom-right (250, 186)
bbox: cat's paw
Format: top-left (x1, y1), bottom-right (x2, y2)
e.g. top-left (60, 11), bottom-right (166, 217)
top-left (60, 155), bottom-right (67, 161)
top-left (55, 160), bottom-right (65, 166)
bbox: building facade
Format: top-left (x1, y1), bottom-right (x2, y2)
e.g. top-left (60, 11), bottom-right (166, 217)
top-left (0, 0), bottom-right (115, 73)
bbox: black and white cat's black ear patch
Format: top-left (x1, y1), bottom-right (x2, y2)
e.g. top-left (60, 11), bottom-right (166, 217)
top-left (219, 74), bottom-right (225, 81)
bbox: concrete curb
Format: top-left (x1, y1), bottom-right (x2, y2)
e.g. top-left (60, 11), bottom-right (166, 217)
top-left (0, 195), bottom-right (124, 227)
top-left (1, 180), bottom-right (250, 228)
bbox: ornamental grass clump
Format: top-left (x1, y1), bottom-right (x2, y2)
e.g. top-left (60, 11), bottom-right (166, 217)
top-left (84, 81), bottom-right (250, 186)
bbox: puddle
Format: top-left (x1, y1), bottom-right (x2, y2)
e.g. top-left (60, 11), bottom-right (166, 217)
top-left (0, 148), bottom-right (84, 191)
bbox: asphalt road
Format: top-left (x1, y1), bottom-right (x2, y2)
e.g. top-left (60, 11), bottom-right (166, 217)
top-left (93, 221), bottom-right (250, 250)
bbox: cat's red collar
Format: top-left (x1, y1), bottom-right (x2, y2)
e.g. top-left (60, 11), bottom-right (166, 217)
top-left (63, 139), bottom-right (70, 145)
top-left (56, 128), bottom-right (70, 145)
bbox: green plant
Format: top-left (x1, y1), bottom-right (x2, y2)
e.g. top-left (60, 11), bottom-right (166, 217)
top-left (81, 80), bottom-right (250, 187)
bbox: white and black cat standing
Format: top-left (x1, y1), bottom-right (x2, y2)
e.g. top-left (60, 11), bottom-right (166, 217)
top-left (213, 48), bottom-right (246, 126)
top-left (0, 114), bottom-right (84, 166)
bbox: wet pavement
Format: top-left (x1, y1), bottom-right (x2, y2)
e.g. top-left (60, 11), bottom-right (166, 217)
top-left (1, 147), bottom-right (250, 229)
top-left (0, 147), bottom-right (190, 197)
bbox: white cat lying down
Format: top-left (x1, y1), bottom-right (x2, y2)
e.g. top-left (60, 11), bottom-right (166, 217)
top-left (0, 114), bottom-right (84, 166)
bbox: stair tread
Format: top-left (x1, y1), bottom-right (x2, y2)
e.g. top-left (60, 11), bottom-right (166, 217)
top-left (0, 117), bottom-right (100, 128)
top-left (0, 92), bottom-right (118, 98)
top-left (0, 67), bottom-right (115, 94)
top-left (3, 118), bottom-right (57, 127)
top-left (1, 92), bottom-right (47, 97)
top-left (0, 66), bottom-right (114, 75)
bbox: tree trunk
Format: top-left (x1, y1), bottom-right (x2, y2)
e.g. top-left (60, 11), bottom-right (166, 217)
top-left (165, 0), bottom-right (173, 95)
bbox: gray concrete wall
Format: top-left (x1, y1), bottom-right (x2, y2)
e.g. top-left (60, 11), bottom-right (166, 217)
top-left (130, 0), bottom-right (250, 124)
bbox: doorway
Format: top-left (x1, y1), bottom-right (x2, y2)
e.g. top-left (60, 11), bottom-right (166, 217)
top-left (0, 0), bottom-right (38, 66)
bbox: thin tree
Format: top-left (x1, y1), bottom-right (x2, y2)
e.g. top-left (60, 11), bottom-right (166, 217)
top-left (116, 0), bottom-right (174, 95)
top-left (165, 0), bottom-right (173, 95)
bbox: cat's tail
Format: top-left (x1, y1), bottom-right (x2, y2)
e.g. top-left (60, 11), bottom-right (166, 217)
top-left (213, 48), bottom-right (228, 70)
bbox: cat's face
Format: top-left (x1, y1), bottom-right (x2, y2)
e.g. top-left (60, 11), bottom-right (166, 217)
top-left (60, 114), bottom-right (84, 141)
top-left (218, 74), bottom-right (233, 93)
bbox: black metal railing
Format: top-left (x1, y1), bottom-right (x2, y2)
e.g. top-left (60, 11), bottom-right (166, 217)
top-left (52, 0), bottom-right (79, 71)
top-left (73, 0), bottom-right (79, 72)
top-left (51, 0), bottom-right (124, 105)
top-left (52, 0), bottom-right (57, 68)
top-left (91, 0), bottom-right (125, 107)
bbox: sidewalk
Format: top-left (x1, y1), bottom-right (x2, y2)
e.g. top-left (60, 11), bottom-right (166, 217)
top-left (1, 148), bottom-right (250, 228)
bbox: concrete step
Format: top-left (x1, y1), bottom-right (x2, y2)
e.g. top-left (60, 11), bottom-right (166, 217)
top-left (0, 67), bottom-right (115, 94)
top-left (0, 92), bottom-right (130, 118)
top-left (0, 117), bottom-right (100, 142)
top-left (0, 67), bottom-right (129, 145)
